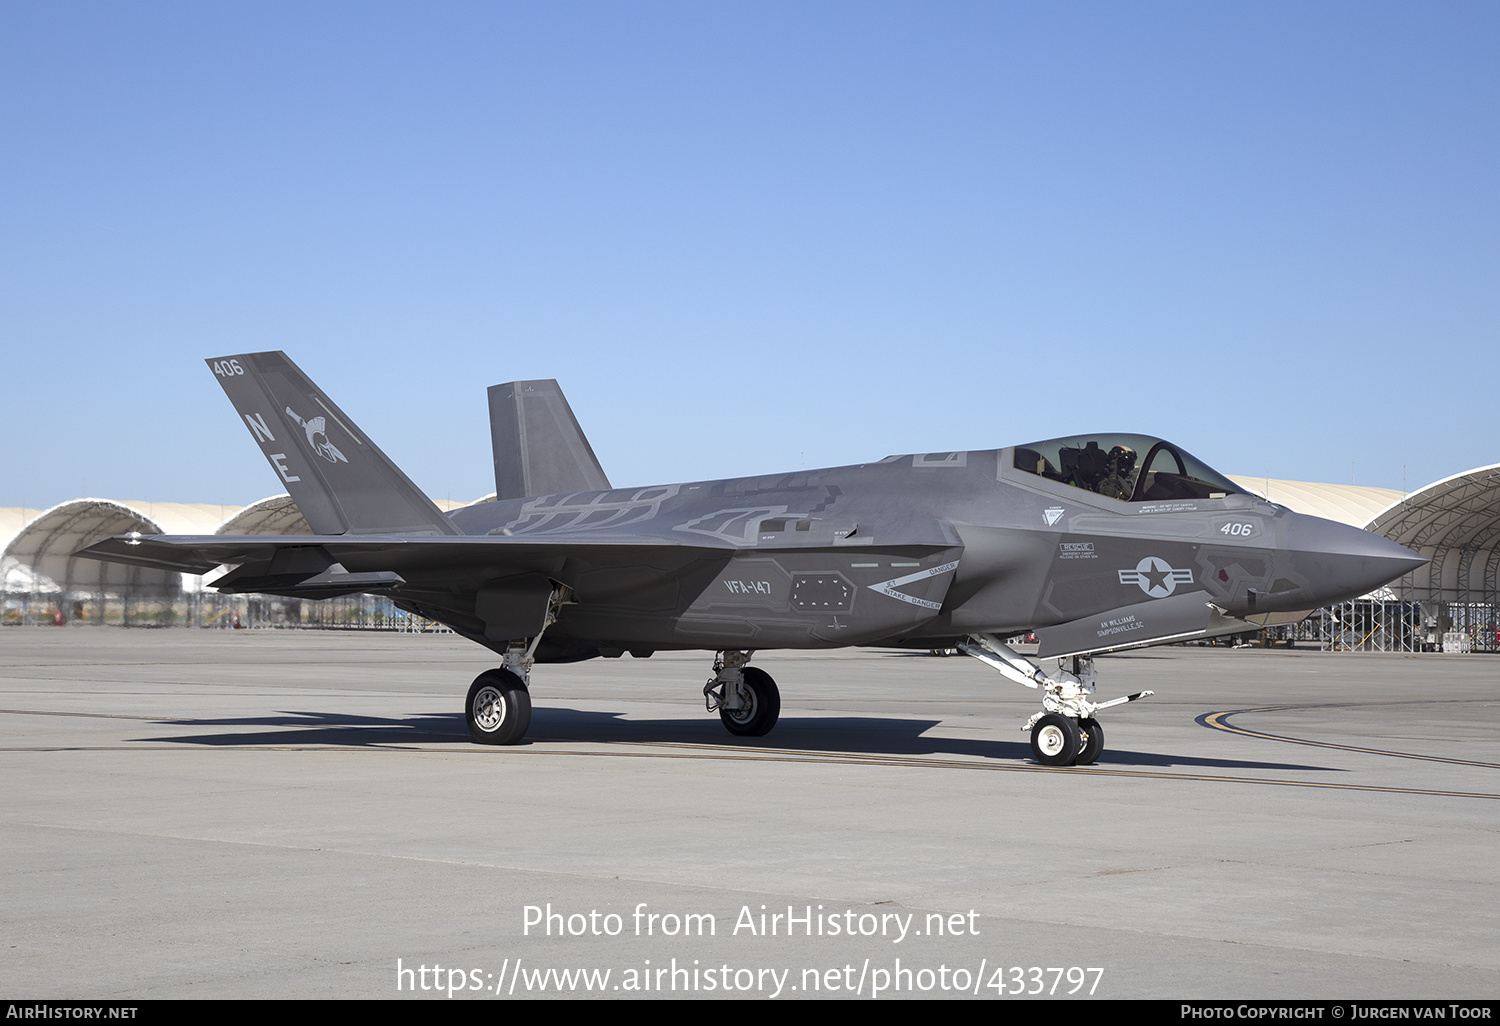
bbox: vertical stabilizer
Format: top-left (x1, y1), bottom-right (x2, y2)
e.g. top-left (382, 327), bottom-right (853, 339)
top-left (488, 380), bottom-right (611, 500)
top-left (208, 352), bottom-right (460, 536)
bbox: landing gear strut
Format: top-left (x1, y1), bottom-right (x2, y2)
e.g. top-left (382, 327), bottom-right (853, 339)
top-left (958, 634), bottom-right (1151, 767)
top-left (704, 650), bottom-right (780, 737)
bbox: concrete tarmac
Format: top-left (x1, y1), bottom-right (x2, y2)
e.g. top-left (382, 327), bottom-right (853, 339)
top-left (1, 627), bottom-right (1496, 1000)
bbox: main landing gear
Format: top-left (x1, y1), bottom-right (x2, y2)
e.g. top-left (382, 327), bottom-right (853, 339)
top-left (957, 634), bottom-right (1151, 767)
top-left (467, 647), bottom-right (786, 744)
top-left (466, 634), bottom-right (542, 745)
top-left (703, 650), bottom-right (780, 737)
top-left (466, 667), bottom-right (531, 745)
top-left (466, 585), bottom-right (569, 746)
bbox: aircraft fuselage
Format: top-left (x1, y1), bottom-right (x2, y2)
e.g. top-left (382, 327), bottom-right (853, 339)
top-left (430, 445), bottom-right (1420, 660)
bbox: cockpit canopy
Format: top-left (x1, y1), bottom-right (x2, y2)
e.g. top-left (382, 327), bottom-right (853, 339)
top-left (1012, 434), bottom-right (1243, 503)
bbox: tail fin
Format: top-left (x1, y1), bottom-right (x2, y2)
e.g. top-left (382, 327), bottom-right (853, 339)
top-left (207, 352), bottom-right (459, 536)
top-left (488, 379), bottom-right (611, 500)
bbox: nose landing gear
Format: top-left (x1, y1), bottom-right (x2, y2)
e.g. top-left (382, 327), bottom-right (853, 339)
top-left (958, 634), bottom-right (1150, 767)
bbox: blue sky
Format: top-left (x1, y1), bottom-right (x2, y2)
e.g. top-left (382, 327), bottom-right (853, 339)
top-left (4, 1), bottom-right (1496, 509)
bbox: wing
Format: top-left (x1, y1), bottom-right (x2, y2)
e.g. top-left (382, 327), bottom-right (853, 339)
top-left (77, 529), bottom-right (737, 645)
top-left (78, 524), bottom-right (965, 655)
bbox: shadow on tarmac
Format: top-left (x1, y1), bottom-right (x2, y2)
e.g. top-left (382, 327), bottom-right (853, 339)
top-left (131, 705), bottom-right (1334, 772)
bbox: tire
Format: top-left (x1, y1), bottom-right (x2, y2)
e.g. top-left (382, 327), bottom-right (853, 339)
top-left (1075, 717), bottom-right (1104, 766)
top-left (1030, 712), bottom-right (1081, 767)
top-left (466, 669), bottom-right (531, 745)
top-left (719, 666), bottom-right (780, 737)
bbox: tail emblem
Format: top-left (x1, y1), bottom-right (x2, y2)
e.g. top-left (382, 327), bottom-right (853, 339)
top-left (285, 407), bottom-right (348, 464)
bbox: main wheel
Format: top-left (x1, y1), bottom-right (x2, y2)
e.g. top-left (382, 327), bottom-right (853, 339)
top-left (466, 669), bottom-right (531, 745)
top-left (719, 666), bottom-right (780, 737)
top-left (1030, 712), bottom-right (1081, 766)
top-left (1075, 717), bottom-right (1104, 765)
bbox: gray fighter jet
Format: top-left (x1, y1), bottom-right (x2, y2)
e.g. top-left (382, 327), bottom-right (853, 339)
top-left (81, 352), bottom-right (1426, 766)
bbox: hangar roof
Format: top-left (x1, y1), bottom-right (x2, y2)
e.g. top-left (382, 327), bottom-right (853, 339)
top-left (1361, 465), bottom-right (1500, 603)
top-left (2, 495), bottom-right (487, 593)
top-left (217, 494), bottom-right (314, 536)
top-left (1227, 477), bottom-right (1405, 529)
top-left (213, 494), bottom-right (471, 537)
top-left (1, 499), bottom-right (225, 593)
top-left (1366, 464), bottom-right (1500, 552)
top-left (0, 508), bottom-right (46, 556)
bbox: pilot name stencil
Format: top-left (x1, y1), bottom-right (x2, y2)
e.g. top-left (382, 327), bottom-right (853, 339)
top-left (1096, 614), bottom-right (1143, 639)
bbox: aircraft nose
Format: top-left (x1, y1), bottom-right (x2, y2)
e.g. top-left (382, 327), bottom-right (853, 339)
top-left (1280, 512), bottom-right (1427, 606)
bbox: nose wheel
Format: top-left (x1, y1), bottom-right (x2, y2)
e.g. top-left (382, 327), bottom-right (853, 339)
top-left (1075, 717), bottom-right (1103, 766)
top-left (1031, 713), bottom-right (1081, 766)
top-left (1028, 713), bottom-right (1105, 766)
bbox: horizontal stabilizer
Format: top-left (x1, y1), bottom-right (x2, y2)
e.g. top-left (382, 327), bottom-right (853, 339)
top-left (489, 379), bottom-right (611, 500)
top-left (213, 569), bottom-right (404, 599)
top-left (211, 545), bottom-right (404, 598)
top-left (207, 352), bottom-right (459, 536)
top-left (1036, 591), bottom-right (1255, 659)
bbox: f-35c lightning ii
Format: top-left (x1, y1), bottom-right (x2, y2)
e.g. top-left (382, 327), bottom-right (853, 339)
top-left (80, 352), bottom-right (1426, 766)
